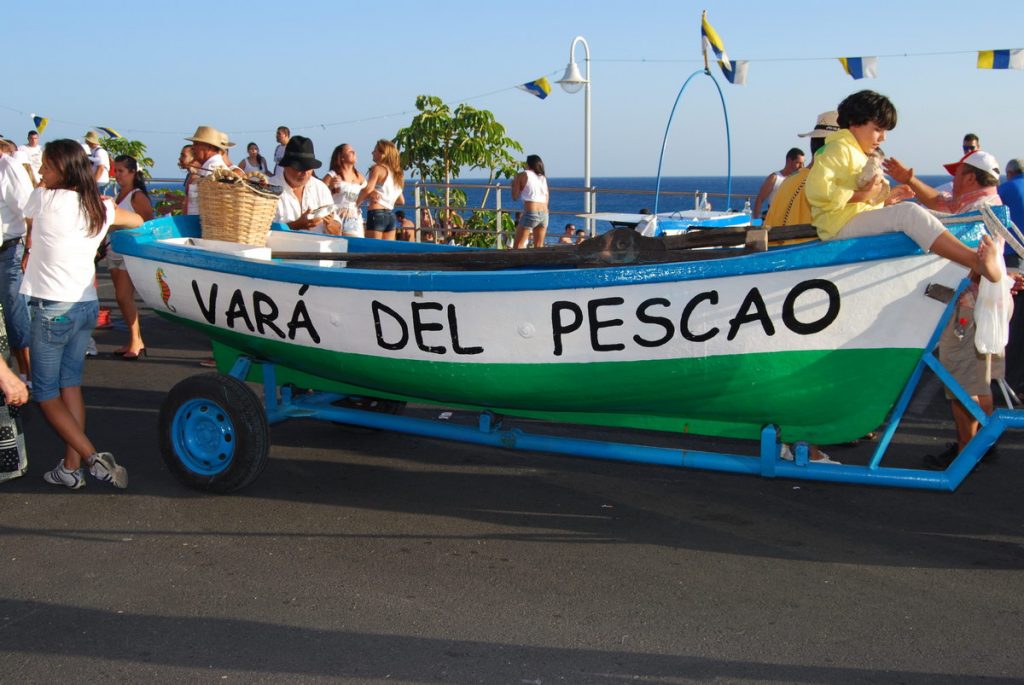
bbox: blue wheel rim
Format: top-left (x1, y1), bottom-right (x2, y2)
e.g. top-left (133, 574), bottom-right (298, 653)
top-left (171, 398), bottom-right (236, 476)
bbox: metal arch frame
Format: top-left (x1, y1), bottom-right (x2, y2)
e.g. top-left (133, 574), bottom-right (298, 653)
top-left (654, 69), bottom-right (733, 215)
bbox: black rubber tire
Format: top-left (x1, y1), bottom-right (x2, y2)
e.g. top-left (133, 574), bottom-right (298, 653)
top-left (159, 373), bottom-right (270, 493)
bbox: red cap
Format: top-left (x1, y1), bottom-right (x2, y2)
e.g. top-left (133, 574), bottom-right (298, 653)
top-left (943, 151), bottom-right (973, 176)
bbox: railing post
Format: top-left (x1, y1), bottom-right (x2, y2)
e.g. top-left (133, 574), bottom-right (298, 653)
top-left (589, 186), bottom-right (597, 237)
top-left (495, 185), bottom-right (503, 248)
top-left (414, 184), bottom-right (421, 241)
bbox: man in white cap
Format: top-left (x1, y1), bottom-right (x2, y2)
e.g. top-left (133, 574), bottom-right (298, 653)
top-left (887, 150), bottom-right (1014, 468)
top-left (183, 125), bottom-right (233, 215)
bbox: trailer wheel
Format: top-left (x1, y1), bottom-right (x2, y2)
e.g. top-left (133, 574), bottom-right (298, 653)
top-left (159, 373), bottom-right (269, 493)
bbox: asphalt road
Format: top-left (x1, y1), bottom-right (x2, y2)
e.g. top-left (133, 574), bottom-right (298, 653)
top-left (1, 282), bottom-right (1023, 684)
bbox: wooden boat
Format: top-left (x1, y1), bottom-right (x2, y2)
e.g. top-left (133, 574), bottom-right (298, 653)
top-left (112, 211), bottom-right (998, 448)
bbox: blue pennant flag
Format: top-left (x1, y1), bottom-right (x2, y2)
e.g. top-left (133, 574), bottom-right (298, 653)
top-left (838, 56), bottom-right (878, 79)
top-left (517, 77), bottom-right (552, 100)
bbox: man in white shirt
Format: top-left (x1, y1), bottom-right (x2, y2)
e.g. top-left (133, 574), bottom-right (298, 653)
top-left (0, 137), bottom-right (33, 380)
top-left (272, 136), bottom-right (339, 233)
top-left (18, 130), bottom-right (42, 181)
top-left (83, 130), bottom-right (110, 186)
top-left (272, 126), bottom-right (290, 175)
top-left (183, 126), bottom-right (234, 215)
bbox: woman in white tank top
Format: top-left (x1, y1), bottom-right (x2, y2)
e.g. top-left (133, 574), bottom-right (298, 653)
top-left (110, 155), bottom-right (154, 359)
top-left (323, 143), bottom-right (367, 237)
top-left (511, 154), bottom-right (549, 248)
top-left (357, 139), bottom-right (405, 240)
top-left (238, 142), bottom-right (269, 175)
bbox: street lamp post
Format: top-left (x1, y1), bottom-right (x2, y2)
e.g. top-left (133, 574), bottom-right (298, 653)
top-left (556, 35), bottom-right (591, 235)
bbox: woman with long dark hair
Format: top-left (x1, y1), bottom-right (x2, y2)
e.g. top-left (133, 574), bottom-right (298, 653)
top-left (323, 143), bottom-right (367, 237)
top-left (110, 155), bottom-right (153, 359)
top-left (511, 154), bottom-right (549, 248)
top-left (22, 139), bottom-right (143, 489)
top-left (239, 142), bottom-right (269, 174)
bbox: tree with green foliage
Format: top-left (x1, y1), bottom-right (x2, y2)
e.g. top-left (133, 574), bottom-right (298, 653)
top-left (99, 137), bottom-right (154, 178)
top-left (395, 95), bottom-right (523, 246)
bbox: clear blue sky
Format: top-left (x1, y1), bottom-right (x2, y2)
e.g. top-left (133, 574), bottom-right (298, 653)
top-left (3, 1), bottom-right (1023, 179)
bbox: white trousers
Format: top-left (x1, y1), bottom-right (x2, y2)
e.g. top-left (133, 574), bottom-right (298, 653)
top-left (833, 203), bottom-right (946, 251)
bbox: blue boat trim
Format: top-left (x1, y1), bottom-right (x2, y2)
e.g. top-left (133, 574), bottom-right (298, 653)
top-left (111, 212), bottom-right (999, 293)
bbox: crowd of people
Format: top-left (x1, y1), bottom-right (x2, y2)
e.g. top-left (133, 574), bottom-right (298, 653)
top-left (1, 94), bottom-right (1023, 487)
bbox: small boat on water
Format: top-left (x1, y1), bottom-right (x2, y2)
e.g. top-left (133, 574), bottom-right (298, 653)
top-left (114, 212), bottom-right (994, 449)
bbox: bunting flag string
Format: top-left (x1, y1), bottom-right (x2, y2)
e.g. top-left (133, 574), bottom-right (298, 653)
top-left (517, 77), bottom-right (552, 100)
top-left (839, 56), bottom-right (878, 79)
top-left (977, 49), bottom-right (1024, 70)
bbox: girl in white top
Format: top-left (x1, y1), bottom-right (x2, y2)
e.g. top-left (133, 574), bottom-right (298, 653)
top-left (357, 139), bottom-right (405, 240)
top-left (110, 155), bottom-right (154, 359)
top-left (323, 143), bottom-right (367, 238)
top-left (239, 142), bottom-right (270, 175)
top-left (22, 139), bottom-right (142, 490)
top-left (511, 154), bottom-right (549, 248)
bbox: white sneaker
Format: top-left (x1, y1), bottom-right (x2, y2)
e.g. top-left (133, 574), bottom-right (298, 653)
top-left (85, 338), bottom-right (98, 357)
top-left (43, 461), bottom-right (87, 490)
top-left (88, 452), bottom-right (127, 489)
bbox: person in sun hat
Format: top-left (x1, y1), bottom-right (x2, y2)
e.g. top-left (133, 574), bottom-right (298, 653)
top-left (83, 130), bottom-right (110, 186)
top-left (762, 112), bottom-right (836, 229)
top-left (183, 125), bottom-right (233, 215)
top-left (271, 136), bottom-right (339, 234)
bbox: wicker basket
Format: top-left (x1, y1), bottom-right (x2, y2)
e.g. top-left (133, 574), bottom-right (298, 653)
top-left (197, 173), bottom-right (279, 246)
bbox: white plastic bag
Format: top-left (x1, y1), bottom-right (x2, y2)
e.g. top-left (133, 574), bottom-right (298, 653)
top-left (975, 240), bottom-right (1014, 354)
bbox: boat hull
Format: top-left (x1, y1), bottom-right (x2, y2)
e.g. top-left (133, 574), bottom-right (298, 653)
top-left (115, 215), bottom-right (987, 444)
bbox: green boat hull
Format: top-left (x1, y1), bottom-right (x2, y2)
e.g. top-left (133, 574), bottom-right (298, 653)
top-left (176, 315), bottom-right (918, 444)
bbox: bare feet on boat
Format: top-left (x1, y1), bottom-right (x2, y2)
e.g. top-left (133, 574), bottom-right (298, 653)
top-left (977, 235), bottom-right (1002, 283)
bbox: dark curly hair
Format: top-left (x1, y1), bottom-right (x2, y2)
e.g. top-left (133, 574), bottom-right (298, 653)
top-left (837, 90), bottom-right (897, 130)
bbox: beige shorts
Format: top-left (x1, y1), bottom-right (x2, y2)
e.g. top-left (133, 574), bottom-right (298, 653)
top-left (939, 315), bottom-right (1005, 398)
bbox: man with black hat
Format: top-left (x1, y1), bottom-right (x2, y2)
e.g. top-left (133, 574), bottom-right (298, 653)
top-left (272, 136), bottom-right (340, 234)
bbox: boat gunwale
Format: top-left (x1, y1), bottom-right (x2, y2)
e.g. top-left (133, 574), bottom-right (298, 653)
top-left (111, 214), bottom-right (993, 293)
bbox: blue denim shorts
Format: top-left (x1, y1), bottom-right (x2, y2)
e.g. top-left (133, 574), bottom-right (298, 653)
top-left (518, 211), bottom-right (548, 229)
top-left (28, 298), bottom-right (99, 401)
top-left (366, 209), bottom-right (396, 233)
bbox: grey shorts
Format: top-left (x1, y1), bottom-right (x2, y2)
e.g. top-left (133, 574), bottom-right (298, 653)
top-left (106, 249), bottom-right (126, 270)
top-left (939, 314), bottom-right (1005, 398)
top-left (518, 211), bottom-right (548, 229)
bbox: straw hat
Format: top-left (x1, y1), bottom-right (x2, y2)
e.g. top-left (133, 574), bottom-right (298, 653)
top-left (797, 111), bottom-right (840, 139)
top-left (84, 130), bottom-right (102, 145)
top-left (185, 125), bottom-right (235, 150)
